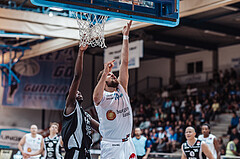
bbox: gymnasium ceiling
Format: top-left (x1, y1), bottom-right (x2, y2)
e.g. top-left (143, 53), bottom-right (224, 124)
top-left (0, 0), bottom-right (240, 61)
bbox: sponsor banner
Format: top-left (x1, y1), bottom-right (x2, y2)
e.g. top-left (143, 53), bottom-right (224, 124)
top-left (104, 40), bottom-right (143, 72)
top-left (0, 126), bottom-right (29, 149)
top-left (2, 48), bottom-right (76, 109)
top-left (177, 73), bottom-right (207, 84)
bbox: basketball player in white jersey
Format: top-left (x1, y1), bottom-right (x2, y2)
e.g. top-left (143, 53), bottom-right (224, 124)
top-left (198, 124), bottom-right (220, 159)
top-left (93, 20), bottom-right (137, 159)
top-left (181, 126), bottom-right (214, 159)
top-left (18, 125), bottom-right (44, 159)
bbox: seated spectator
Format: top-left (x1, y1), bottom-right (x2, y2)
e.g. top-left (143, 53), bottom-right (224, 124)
top-left (156, 128), bottom-right (168, 152)
top-left (226, 137), bottom-right (239, 157)
top-left (195, 100), bottom-right (202, 118)
top-left (230, 128), bottom-right (240, 141)
top-left (228, 112), bottom-right (239, 134)
top-left (161, 89), bottom-right (169, 98)
top-left (145, 104), bottom-right (154, 119)
top-left (176, 128), bottom-right (184, 144)
top-left (132, 128), bottom-right (151, 159)
top-left (211, 99), bottom-right (219, 121)
top-left (166, 129), bottom-right (177, 152)
top-left (150, 128), bottom-right (159, 152)
top-left (218, 137), bottom-right (226, 155)
top-left (139, 118), bottom-right (151, 130)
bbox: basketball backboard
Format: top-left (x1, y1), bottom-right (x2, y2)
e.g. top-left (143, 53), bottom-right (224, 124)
top-left (31, 0), bottom-right (179, 27)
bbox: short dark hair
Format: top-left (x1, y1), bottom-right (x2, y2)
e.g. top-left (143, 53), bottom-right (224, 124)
top-left (97, 70), bottom-right (104, 83)
top-left (50, 122), bottom-right (59, 129)
top-left (202, 123), bottom-right (211, 130)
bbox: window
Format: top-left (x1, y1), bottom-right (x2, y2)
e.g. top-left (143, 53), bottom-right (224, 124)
top-left (187, 62), bottom-right (194, 74)
top-left (187, 61), bottom-right (203, 74)
top-left (196, 61), bottom-right (203, 73)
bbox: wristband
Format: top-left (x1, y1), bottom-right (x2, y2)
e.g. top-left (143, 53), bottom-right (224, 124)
top-left (123, 35), bottom-right (129, 40)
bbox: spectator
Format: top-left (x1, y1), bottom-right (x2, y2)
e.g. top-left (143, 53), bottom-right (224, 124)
top-left (211, 99), bottom-right (219, 121)
top-left (218, 137), bottom-right (226, 155)
top-left (145, 104), bottom-right (154, 119)
top-left (195, 100), bottom-right (202, 118)
top-left (156, 128), bottom-right (168, 152)
top-left (226, 138), bottom-right (239, 157)
top-left (228, 112), bottom-right (239, 134)
top-left (132, 128), bottom-right (151, 159)
top-left (167, 129), bottom-right (177, 152)
top-left (229, 128), bottom-right (240, 141)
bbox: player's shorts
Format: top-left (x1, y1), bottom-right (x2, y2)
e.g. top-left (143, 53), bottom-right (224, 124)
top-left (100, 137), bottom-right (137, 159)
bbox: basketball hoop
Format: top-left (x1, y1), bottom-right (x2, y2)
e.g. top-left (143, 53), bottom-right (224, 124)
top-left (75, 12), bottom-right (108, 48)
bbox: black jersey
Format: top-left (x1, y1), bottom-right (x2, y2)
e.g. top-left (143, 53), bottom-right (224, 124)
top-left (61, 102), bottom-right (93, 159)
top-left (182, 139), bottom-right (203, 159)
top-left (44, 135), bottom-right (62, 159)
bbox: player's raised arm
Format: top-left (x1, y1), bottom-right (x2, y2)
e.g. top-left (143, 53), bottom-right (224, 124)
top-left (93, 60), bottom-right (115, 105)
top-left (202, 142), bottom-right (215, 159)
top-left (65, 45), bottom-right (88, 115)
top-left (118, 20), bottom-right (132, 92)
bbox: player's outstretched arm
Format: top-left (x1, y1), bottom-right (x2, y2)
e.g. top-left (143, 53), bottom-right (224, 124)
top-left (93, 60), bottom-right (115, 105)
top-left (181, 145), bottom-right (187, 159)
top-left (118, 20), bottom-right (132, 92)
top-left (65, 45), bottom-right (88, 115)
top-left (202, 142), bottom-right (214, 159)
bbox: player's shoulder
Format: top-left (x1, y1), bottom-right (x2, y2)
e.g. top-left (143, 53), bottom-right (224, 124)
top-left (198, 134), bottom-right (203, 138)
top-left (209, 134), bottom-right (216, 138)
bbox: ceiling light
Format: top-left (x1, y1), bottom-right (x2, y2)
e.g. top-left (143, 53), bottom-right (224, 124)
top-left (185, 46), bottom-right (203, 50)
top-left (50, 7), bottom-right (63, 11)
top-left (0, 34), bottom-right (45, 39)
top-left (155, 41), bottom-right (176, 46)
top-left (222, 6), bottom-right (239, 12)
top-left (204, 30), bottom-right (226, 37)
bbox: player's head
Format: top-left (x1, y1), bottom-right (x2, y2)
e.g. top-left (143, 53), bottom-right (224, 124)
top-left (49, 122), bottom-right (59, 134)
top-left (30, 125), bottom-right (38, 135)
top-left (76, 91), bottom-right (83, 104)
top-left (134, 127), bottom-right (142, 137)
top-left (65, 90), bottom-right (83, 104)
top-left (97, 70), bottom-right (119, 89)
top-left (185, 126), bottom-right (196, 140)
top-left (201, 123), bottom-right (210, 136)
top-left (233, 137), bottom-right (239, 144)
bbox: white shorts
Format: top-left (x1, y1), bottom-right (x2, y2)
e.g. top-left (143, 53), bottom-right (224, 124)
top-left (100, 138), bottom-right (137, 159)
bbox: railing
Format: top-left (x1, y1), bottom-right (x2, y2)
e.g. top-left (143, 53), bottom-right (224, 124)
top-left (128, 76), bottom-right (162, 97)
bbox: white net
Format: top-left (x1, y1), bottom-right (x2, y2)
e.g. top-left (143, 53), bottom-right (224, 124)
top-left (76, 12), bottom-right (108, 48)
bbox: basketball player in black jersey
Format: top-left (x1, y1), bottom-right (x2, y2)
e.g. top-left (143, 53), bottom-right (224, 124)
top-left (61, 45), bottom-right (99, 159)
top-left (181, 127), bottom-right (214, 159)
top-left (44, 122), bottom-right (63, 159)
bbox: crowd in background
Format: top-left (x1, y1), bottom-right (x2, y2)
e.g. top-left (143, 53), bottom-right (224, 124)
top-left (112, 67), bottom-right (240, 154)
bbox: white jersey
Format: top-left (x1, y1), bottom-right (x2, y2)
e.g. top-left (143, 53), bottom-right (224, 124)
top-left (95, 84), bottom-right (133, 139)
top-left (23, 133), bottom-right (43, 158)
top-left (198, 134), bottom-right (217, 159)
